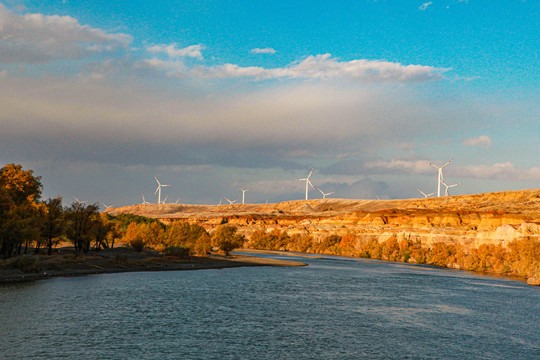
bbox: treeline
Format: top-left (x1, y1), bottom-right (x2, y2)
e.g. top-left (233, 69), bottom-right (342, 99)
top-left (0, 163), bottom-right (243, 258)
top-left (122, 221), bottom-right (244, 256)
top-left (247, 228), bottom-right (540, 280)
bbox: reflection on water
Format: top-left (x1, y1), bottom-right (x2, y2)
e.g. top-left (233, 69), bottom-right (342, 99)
top-left (1, 253), bottom-right (539, 360)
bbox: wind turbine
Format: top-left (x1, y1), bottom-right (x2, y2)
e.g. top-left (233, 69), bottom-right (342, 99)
top-left (224, 197), bottom-right (238, 205)
top-left (74, 197), bottom-right (87, 204)
top-left (296, 167), bottom-right (315, 200)
top-left (417, 188), bottom-right (434, 198)
top-left (218, 198), bottom-right (223, 206)
top-left (240, 189), bottom-right (248, 204)
top-left (141, 194), bottom-right (150, 204)
top-left (154, 176), bottom-right (171, 204)
top-left (441, 180), bottom-right (462, 196)
top-left (317, 188), bottom-right (335, 199)
top-left (162, 195), bottom-right (168, 204)
top-left (175, 198), bottom-right (181, 204)
top-left (426, 158), bottom-right (452, 197)
top-left (100, 202), bottom-right (112, 209)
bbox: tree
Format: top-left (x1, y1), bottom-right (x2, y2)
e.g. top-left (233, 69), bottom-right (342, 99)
top-left (0, 163), bottom-right (42, 206)
top-left (164, 222), bottom-right (205, 248)
top-left (0, 164), bottom-right (43, 258)
top-left (194, 232), bottom-right (212, 256)
top-left (105, 221), bottom-right (124, 249)
top-left (91, 213), bottom-right (112, 251)
top-left (65, 202), bottom-right (100, 253)
top-left (212, 225), bottom-right (245, 255)
top-left (123, 222), bottom-right (145, 251)
top-left (42, 197), bottom-right (64, 255)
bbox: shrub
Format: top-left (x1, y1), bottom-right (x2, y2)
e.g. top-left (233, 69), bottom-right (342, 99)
top-left (10, 254), bottom-right (36, 272)
top-left (194, 232), bottom-right (212, 256)
top-left (130, 238), bottom-right (145, 252)
top-left (212, 225), bottom-right (245, 255)
top-left (162, 246), bottom-right (190, 258)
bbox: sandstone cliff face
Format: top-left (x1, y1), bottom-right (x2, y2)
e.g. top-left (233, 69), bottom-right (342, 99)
top-left (106, 189), bottom-right (540, 250)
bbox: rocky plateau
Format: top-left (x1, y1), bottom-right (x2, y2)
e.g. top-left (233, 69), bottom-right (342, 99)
top-left (106, 189), bottom-right (540, 251)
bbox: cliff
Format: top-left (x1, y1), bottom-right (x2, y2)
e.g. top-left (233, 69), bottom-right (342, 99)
top-left (106, 189), bottom-right (540, 251)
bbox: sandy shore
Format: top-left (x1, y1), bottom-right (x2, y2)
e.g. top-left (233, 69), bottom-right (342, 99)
top-left (0, 247), bottom-right (307, 284)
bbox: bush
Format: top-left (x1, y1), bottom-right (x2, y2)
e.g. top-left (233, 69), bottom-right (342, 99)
top-left (194, 232), bottom-right (212, 256)
top-left (10, 254), bottom-right (36, 272)
top-left (162, 246), bottom-right (190, 258)
top-left (130, 238), bottom-right (145, 252)
top-left (212, 225), bottom-right (245, 255)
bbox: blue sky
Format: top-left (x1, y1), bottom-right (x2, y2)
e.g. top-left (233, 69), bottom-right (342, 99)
top-left (0, 0), bottom-right (538, 206)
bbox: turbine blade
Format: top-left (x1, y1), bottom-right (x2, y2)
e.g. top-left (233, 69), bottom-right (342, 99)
top-left (441, 158), bottom-right (453, 168)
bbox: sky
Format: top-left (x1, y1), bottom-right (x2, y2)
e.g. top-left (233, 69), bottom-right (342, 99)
top-left (0, 0), bottom-right (538, 206)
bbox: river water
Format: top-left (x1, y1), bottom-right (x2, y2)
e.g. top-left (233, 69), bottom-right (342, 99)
top-left (1, 253), bottom-right (539, 359)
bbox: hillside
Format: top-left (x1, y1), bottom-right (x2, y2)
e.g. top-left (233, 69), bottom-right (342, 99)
top-left (105, 189), bottom-right (540, 284)
top-left (106, 189), bottom-right (540, 247)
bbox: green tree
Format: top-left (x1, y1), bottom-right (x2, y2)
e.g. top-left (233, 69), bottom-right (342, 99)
top-left (0, 163), bottom-right (42, 205)
top-left (42, 197), bottom-right (65, 255)
top-left (0, 164), bottom-right (43, 258)
top-left (212, 225), bottom-right (245, 255)
top-left (105, 221), bottom-right (124, 249)
top-left (164, 221), bottom-right (206, 249)
top-left (65, 201), bottom-right (100, 253)
top-left (194, 232), bottom-right (212, 256)
top-left (91, 213), bottom-right (112, 250)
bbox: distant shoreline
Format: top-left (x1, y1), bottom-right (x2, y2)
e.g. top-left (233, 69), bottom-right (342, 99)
top-left (0, 247), bottom-right (307, 285)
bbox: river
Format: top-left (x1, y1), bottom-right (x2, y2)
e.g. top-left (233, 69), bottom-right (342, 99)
top-left (1, 253), bottom-right (539, 359)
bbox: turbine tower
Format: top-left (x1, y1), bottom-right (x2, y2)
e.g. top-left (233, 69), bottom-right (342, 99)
top-left (441, 180), bottom-right (462, 196)
top-left (296, 167), bottom-right (315, 200)
top-left (417, 188), bottom-right (434, 198)
top-left (240, 189), bottom-right (248, 204)
top-left (154, 176), bottom-right (171, 204)
top-left (426, 158), bottom-right (452, 197)
top-left (317, 188), bottom-right (335, 199)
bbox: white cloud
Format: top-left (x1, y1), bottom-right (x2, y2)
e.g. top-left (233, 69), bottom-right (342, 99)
top-left (140, 58), bottom-right (189, 76)
top-left (187, 54), bottom-right (448, 82)
top-left (250, 47), bottom-right (276, 54)
top-left (191, 63), bottom-right (268, 79)
top-left (360, 158), bottom-right (540, 182)
top-left (365, 159), bottom-right (432, 175)
top-left (454, 163), bottom-right (540, 181)
top-left (462, 135), bottom-right (492, 147)
top-left (419, 2), bottom-right (433, 11)
top-left (0, 4), bottom-right (132, 63)
top-left (0, 73), bottom-right (458, 168)
top-left (147, 44), bottom-right (203, 59)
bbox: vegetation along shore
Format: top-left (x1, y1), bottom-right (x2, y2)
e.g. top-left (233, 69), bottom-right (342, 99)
top-left (1, 163), bottom-right (538, 285)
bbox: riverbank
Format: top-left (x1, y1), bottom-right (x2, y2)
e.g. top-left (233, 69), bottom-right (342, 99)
top-left (0, 247), bottom-right (307, 284)
top-left (239, 248), bottom-right (540, 286)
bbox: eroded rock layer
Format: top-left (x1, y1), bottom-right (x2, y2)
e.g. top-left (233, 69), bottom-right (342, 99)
top-left (106, 189), bottom-right (540, 251)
